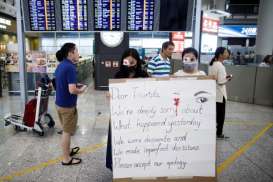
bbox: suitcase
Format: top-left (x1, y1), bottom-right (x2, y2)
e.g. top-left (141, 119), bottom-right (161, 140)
top-left (23, 98), bottom-right (37, 127)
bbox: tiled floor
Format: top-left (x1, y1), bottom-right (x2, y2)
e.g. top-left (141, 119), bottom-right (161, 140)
top-left (0, 81), bottom-right (272, 182)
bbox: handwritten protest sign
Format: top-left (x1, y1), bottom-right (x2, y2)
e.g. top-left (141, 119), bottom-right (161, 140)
top-left (109, 78), bottom-right (216, 180)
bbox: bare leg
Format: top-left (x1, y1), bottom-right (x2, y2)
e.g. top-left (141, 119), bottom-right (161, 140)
top-left (62, 131), bottom-right (71, 162)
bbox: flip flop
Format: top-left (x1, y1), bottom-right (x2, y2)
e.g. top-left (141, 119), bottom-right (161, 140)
top-left (70, 147), bottom-right (80, 156)
top-left (62, 157), bottom-right (82, 166)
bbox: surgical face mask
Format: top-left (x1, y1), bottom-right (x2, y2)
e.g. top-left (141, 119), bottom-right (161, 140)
top-left (183, 61), bottom-right (198, 72)
top-left (123, 65), bottom-right (136, 73)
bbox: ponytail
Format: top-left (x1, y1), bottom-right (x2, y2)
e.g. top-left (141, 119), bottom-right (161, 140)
top-left (56, 50), bottom-right (64, 62)
top-left (209, 57), bottom-right (216, 66)
top-left (55, 43), bottom-right (76, 62)
top-left (210, 47), bottom-right (227, 66)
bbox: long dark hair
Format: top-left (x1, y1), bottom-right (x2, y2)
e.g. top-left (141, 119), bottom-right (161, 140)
top-left (115, 48), bottom-right (148, 78)
top-left (209, 47), bottom-right (227, 66)
top-left (56, 43), bottom-right (76, 62)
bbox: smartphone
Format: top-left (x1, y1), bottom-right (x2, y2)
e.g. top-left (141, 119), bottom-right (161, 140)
top-left (226, 74), bottom-right (233, 79)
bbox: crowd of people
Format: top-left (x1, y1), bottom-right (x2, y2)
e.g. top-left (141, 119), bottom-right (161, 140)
top-left (55, 41), bottom-right (265, 168)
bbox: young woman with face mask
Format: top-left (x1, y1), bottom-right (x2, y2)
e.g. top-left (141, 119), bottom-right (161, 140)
top-left (174, 47), bottom-right (206, 76)
top-left (106, 48), bottom-right (148, 171)
top-left (115, 48), bottom-right (149, 78)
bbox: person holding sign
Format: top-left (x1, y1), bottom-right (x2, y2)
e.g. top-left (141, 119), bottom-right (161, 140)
top-left (147, 41), bottom-right (175, 77)
top-left (55, 43), bottom-right (87, 166)
top-left (106, 48), bottom-right (148, 171)
top-left (174, 47), bottom-right (206, 76)
top-left (208, 47), bottom-right (232, 139)
top-left (115, 48), bottom-right (149, 78)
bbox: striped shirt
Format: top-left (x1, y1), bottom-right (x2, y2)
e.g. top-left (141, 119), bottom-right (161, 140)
top-left (147, 54), bottom-right (171, 77)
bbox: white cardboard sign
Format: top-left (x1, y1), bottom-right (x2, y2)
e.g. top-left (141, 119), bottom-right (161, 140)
top-left (109, 79), bottom-right (216, 179)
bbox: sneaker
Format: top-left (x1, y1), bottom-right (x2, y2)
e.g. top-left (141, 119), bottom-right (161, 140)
top-left (217, 134), bottom-right (230, 140)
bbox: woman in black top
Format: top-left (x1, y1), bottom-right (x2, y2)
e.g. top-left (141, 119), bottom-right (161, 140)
top-left (115, 48), bottom-right (149, 78)
top-left (106, 48), bottom-right (148, 170)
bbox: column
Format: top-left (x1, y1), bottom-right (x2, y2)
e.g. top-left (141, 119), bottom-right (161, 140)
top-left (255, 0), bottom-right (273, 62)
top-left (215, 0), bottom-right (226, 47)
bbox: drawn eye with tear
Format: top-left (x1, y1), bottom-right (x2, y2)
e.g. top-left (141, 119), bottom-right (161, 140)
top-left (194, 91), bottom-right (211, 104)
top-left (196, 97), bottom-right (208, 103)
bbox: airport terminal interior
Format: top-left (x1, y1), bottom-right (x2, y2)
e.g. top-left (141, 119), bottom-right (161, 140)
top-left (0, 0), bottom-right (273, 182)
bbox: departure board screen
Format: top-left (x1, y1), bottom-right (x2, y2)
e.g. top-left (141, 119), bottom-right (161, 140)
top-left (61, 0), bottom-right (88, 31)
top-left (28, 0), bottom-right (56, 31)
top-left (127, 0), bottom-right (154, 31)
top-left (159, 0), bottom-right (190, 31)
top-left (94, 0), bottom-right (121, 30)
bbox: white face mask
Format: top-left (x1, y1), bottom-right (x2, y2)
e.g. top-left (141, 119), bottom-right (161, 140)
top-left (182, 56), bottom-right (198, 72)
top-left (183, 61), bottom-right (198, 72)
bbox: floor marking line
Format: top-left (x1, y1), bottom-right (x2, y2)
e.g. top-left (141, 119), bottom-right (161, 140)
top-left (1, 122), bottom-right (272, 181)
top-left (217, 122), bottom-right (273, 174)
top-left (0, 142), bottom-right (106, 181)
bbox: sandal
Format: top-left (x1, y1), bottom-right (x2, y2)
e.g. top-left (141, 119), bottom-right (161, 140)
top-left (70, 147), bottom-right (80, 156)
top-left (62, 157), bottom-right (82, 166)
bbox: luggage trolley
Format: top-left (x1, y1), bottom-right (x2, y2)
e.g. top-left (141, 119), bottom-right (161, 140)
top-left (4, 87), bottom-right (55, 136)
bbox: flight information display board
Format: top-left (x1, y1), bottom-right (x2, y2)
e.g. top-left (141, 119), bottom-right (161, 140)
top-left (127, 0), bottom-right (154, 31)
top-left (94, 0), bottom-right (121, 30)
top-left (61, 0), bottom-right (88, 31)
top-left (159, 0), bottom-right (192, 31)
top-left (28, 0), bottom-right (56, 31)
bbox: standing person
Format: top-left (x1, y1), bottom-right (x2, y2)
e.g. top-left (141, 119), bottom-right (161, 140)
top-left (174, 47), bottom-right (206, 76)
top-left (235, 51), bottom-right (241, 65)
top-left (115, 48), bottom-right (149, 79)
top-left (147, 41), bottom-right (175, 77)
top-left (106, 48), bottom-right (148, 171)
top-left (208, 47), bottom-right (232, 139)
top-left (55, 43), bottom-right (87, 165)
top-left (259, 55), bottom-right (273, 67)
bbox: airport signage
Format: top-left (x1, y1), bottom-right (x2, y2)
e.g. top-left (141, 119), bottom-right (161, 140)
top-left (219, 25), bottom-right (257, 37)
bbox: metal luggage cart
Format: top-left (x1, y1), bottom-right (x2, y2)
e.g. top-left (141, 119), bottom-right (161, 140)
top-left (4, 87), bottom-right (55, 136)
